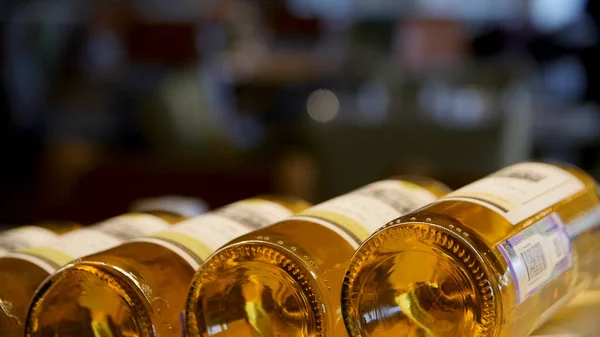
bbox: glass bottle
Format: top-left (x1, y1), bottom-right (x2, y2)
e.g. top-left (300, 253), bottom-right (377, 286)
top-left (186, 178), bottom-right (450, 337)
top-left (342, 162), bottom-right (600, 337)
top-left (25, 196), bottom-right (309, 337)
top-left (1, 211), bottom-right (184, 337)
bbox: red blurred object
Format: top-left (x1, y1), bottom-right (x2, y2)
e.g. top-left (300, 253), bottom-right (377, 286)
top-left (397, 18), bottom-right (470, 72)
top-left (266, 3), bottom-right (322, 40)
top-left (125, 23), bottom-right (198, 64)
top-left (32, 154), bottom-right (273, 224)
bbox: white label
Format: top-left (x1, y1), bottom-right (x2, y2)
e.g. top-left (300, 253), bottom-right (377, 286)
top-left (305, 195), bottom-right (398, 233)
top-left (161, 199), bottom-right (292, 246)
top-left (214, 200), bottom-right (294, 229)
top-left (295, 180), bottom-right (439, 244)
top-left (129, 200), bottom-right (294, 264)
top-left (163, 214), bottom-right (254, 251)
top-left (92, 213), bottom-right (171, 240)
top-left (130, 196), bottom-right (208, 217)
top-left (36, 229), bottom-right (124, 260)
top-left (0, 226), bottom-right (59, 256)
top-left (442, 163), bottom-right (585, 224)
top-left (498, 213), bottom-right (573, 303)
top-left (18, 214), bottom-right (171, 265)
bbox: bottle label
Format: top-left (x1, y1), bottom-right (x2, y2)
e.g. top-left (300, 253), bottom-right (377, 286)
top-left (91, 213), bottom-right (172, 240)
top-left (16, 214), bottom-right (171, 268)
top-left (293, 180), bottom-right (439, 246)
top-left (442, 163), bottom-right (584, 224)
top-left (130, 196), bottom-right (208, 217)
top-left (133, 199), bottom-right (294, 263)
top-left (498, 213), bottom-right (572, 304)
top-left (0, 226), bottom-right (59, 256)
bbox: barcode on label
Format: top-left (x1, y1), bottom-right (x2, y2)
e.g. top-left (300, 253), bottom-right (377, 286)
top-left (520, 242), bottom-right (548, 282)
top-left (499, 212), bottom-right (573, 304)
top-left (495, 170), bottom-right (546, 182)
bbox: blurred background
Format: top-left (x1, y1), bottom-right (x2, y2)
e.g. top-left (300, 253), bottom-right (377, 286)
top-left (2, 0), bottom-right (600, 227)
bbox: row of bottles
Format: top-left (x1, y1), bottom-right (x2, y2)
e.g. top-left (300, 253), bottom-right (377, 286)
top-left (0, 162), bottom-right (598, 336)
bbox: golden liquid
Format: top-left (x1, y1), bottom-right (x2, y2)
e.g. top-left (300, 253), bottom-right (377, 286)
top-left (186, 178), bottom-right (450, 337)
top-left (25, 197), bottom-right (309, 337)
top-left (1, 213), bottom-right (182, 337)
top-left (0, 222), bottom-right (81, 337)
top-left (342, 165), bottom-right (600, 337)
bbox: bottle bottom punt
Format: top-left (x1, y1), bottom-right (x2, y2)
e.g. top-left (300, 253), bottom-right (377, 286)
top-left (342, 222), bottom-right (499, 337)
top-left (187, 241), bottom-right (325, 337)
top-left (26, 262), bottom-right (154, 337)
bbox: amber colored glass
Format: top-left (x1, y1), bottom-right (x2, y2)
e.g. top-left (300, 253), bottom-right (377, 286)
top-left (0, 222), bottom-right (81, 336)
top-left (0, 214), bottom-right (182, 337)
top-left (342, 164), bottom-right (600, 337)
top-left (24, 197), bottom-right (309, 337)
top-left (186, 178), bottom-right (450, 337)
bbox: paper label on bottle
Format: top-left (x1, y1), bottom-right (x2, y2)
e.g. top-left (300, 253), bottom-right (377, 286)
top-left (134, 199), bottom-right (294, 263)
top-left (294, 180), bottom-right (439, 246)
top-left (130, 196), bottom-right (208, 218)
top-left (0, 226), bottom-right (59, 256)
top-left (16, 214), bottom-right (171, 268)
top-left (498, 213), bottom-right (573, 304)
top-left (92, 213), bottom-right (171, 240)
top-left (442, 163), bottom-right (585, 224)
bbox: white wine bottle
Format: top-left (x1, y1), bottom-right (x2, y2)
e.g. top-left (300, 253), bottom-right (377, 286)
top-left (1, 211), bottom-right (183, 337)
top-left (342, 162), bottom-right (600, 337)
top-left (25, 196), bottom-right (309, 337)
top-left (186, 178), bottom-right (450, 337)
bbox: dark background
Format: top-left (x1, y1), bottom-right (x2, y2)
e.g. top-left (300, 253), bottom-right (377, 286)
top-left (2, 0), bottom-right (600, 226)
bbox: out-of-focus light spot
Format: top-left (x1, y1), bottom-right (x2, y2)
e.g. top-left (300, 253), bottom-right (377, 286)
top-left (542, 57), bottom-right (586, 100)
top-left (451, 87), bottom-right (488, 127)
top-left (419, 82), bottom-right (491, 129)
top-left (419, 81), bottom-right (453, 120)
top-left (307, 89), bottom-right (340, 123)
top-left (531, 0), bottom-right (586, 33)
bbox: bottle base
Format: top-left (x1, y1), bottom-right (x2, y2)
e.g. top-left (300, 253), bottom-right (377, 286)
top-left (342, 220), bottom-right (499, 337)
top-left (186, 241), bottom-right (325, 337)
top-left (26, 262), bottom-right (154, 337)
